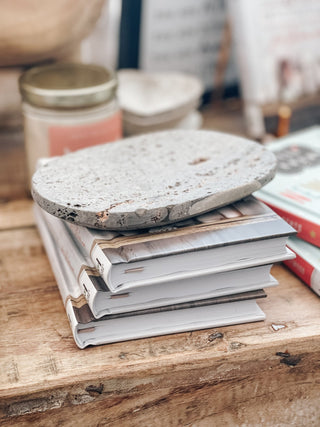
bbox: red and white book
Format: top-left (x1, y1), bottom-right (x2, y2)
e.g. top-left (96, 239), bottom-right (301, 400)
top-left (255, 126), bottom-right (320, 247)
top-left (284, 236), bottom-right (320, 297)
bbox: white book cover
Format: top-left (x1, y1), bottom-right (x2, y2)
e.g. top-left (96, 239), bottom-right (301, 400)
top-left (255, 126), bottom-right (320, 246)
top-left (65, 196), bottom-right (295, 292)
top-left (35, 204), bottom-right (280, 318)
top-left (34, 204), bottom-right (266, 349)
top-left (285, 236), bottom-right (320, 297)
top-left (67, 298), bottom-right (265, 349)
top-left (83, 266), bottom-right (277, 319)
top-left (256, 127), bottom-right (320, 213)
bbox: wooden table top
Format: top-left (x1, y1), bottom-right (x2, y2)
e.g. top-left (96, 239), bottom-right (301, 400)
top-left (1, 107), bottom-right (319, 426)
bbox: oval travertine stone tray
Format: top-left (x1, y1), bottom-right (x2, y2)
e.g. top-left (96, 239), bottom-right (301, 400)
top-left (32, 130), bottom-right (277, 230)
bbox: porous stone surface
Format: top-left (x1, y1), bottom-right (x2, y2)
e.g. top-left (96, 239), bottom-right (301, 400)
top-left (32, 130), bottom-right (277, 230)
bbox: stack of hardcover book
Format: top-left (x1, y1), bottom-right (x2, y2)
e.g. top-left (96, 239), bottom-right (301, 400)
top-left (34, 195), bottom-right (295, 348)
top-left (256, 126), bottom-right (320, 297)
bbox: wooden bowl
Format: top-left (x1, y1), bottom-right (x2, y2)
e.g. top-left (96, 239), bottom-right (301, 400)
top-left (0, 0), bottom-right (105, 66)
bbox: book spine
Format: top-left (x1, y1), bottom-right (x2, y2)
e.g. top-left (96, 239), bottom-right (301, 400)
top-left (66, 222), bottom-right (113, 288)
top-left (65, 300), bottom-right (84, 349)
top-left (263, 202), bottom-right (319, 247)
top-left (90, 244), bottom-right (114, 291)
top-left (41, 210), bottom-right (105, 307)
top-left (78, 269), bottom-right (98, 311)
top-left (34, 205), bottom-right (81, 302)
top-left (284, 252), bottom-right (320, 297)
top-left (65, 221), bottom-right (95, 254)
top-left (43, 211), bottom-right (92, 273)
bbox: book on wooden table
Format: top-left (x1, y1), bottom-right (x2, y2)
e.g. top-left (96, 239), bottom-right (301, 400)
top-left (35, 204), bottom-right (280, 318)
top-left (284, 236), bottom-right (320, 297)
top-left (64, 196), bottom-right (296, 293)
top-left (34, 204), bottom-right (267, 349)
top-left (255, 126), bottom-right (320, 247)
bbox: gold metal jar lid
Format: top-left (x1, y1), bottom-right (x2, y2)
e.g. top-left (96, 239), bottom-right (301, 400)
top-left (19, 63), bottom-right (117, 109)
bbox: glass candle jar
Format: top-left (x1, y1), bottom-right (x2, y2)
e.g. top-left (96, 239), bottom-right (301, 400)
top-left (19, 63), bottom-right (122, 181)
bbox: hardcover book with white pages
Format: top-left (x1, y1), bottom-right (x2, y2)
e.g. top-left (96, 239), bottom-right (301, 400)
top-left (284, 236), bottom-right (320, 297)
top-left (35, 204), bottom-right (280, 318)
top-left (255, 126), bottom-right (320, 247)
top-left (64, 196), bottom-right (296, 292)
top-left (35, 205), bottom-right (267, 349)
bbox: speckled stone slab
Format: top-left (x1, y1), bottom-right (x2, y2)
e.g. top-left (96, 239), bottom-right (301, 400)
top-left (32, 130), bottom-right (277, 230)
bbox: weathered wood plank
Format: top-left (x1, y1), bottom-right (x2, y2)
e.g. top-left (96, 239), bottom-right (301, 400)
top-left (0, 199), bottom-right (34, 230)
top-left (0, 128), bottom-right (29, 201)
top-left (1, 346), bottom-right (320, 427)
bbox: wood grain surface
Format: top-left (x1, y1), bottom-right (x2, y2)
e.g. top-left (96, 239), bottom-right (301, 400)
top-left (0, 107), bottom-right (319, 426)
